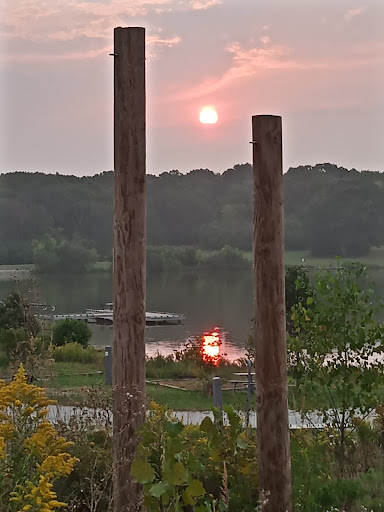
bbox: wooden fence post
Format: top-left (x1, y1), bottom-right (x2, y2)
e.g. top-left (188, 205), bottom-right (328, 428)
top-left (113, 26), bottom-right (146, 512)
top-left (252, 115), bottom-right (291, 512)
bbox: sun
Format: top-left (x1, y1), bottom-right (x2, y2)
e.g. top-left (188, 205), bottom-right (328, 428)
top-left (199, 106), bottom-right (218, 124)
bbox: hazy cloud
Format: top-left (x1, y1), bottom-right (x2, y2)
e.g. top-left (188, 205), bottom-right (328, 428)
top-left (344, 6), bottom-right (366, 22)
top-left (189, 0), bottom-right (221, 10)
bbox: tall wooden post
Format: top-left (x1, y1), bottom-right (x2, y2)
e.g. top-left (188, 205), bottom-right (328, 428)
top-left (252, 115), bottom-right (291, 512)
top-left (113, 27), bottom-right (146, 512)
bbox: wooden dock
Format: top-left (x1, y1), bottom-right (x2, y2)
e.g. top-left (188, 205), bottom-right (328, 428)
top-left (37, 310), bottom-right (185, 326)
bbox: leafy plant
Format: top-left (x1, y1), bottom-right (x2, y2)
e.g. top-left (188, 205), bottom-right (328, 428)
top-left (53, 341), bottom-right (103, 365)
top-left (55, 388), bottom-right (113, 512)
top-left (52, 318), bottom-right (92, 347)
top-left (131, 403), bottom-right (258, 511)
top-left (289, 263), bottom-right (384, 475)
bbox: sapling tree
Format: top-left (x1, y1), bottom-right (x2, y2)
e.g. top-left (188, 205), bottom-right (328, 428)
top-left (288, 263), bottom-right (384, 475)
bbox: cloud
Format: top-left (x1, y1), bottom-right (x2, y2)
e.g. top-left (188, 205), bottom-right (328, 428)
top-left (0, 33), bottom-right (180, 64)
top-left (260, 36), bottom-right (271, 45)
top-left (344, 6), bottom-right (366, 23)
top-left (175, 41), bottom-right (304, 100)
top-left (173, 36), bottom-right (384, 102)
top-left (2, 0), bottom-right (220, 46)
top-left (1, 0), bottom-right (182, 63)
top-left (147, 35), bottom-right (181, 47)
top-left (189, 0), bottom-right (221, 10)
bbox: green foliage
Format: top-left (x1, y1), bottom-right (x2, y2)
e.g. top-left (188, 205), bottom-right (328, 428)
top-left (52, 342), bottom-right (103, 365)
top-left (289, 263), bottom-right (384, 474)
top-left (199, 246), bottom-right (250, 271)
top-left (147, 246), bottom-right (198, 273)
top-left (285, 266), bottom-right (313, 334)
top-left (52, 319), bottom-right (92, 348)
top-left (54, 389), bottom-right (113, 511)
top-left (3, 163), bottom-right (382, 265)
top-left (132, 403), bottom-right (258, 511)
top-left (0, 293), bottom-right (49, 379)
top-left (0, 292), bottom-right (40, 335)
top-left (32, 234), bottom-right (98, 273)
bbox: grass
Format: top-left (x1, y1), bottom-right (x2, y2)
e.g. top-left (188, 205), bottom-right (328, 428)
top-left (146, 354), bottom-right (244, 381)
top-left (0, 264), bottom-right (34, 270)
top-left (3, 246), bottom-right (384, 276)
top-left (200, 247), bottom-right (384, 268)
top-left (284, 247), bottom-right (384, 268)
top-left (89, 261), bottom-right (112, 272)
top-left (238, 247), bottom-right (384, 267)
top-left (147, 384), bottom-right (249, 410)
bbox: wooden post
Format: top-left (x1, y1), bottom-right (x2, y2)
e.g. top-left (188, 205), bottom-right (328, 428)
top-left (113, 27), bottom-right (146, 512)
top-left (252, 115), bottom-right (291, 512)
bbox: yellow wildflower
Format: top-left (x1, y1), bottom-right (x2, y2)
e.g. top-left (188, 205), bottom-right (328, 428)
top-left (0, 365), bottom-right (77, 511)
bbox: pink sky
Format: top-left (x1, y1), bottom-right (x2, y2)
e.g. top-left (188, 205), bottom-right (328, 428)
top-left (0, 0), bottom-right (383, 175)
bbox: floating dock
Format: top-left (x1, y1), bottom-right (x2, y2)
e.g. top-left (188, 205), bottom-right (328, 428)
top-left (37, 310), bottom-right (185, 326)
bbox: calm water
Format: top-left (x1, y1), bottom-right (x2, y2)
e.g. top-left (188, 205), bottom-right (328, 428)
top-left (1, 268), bottom-right (384, 361)
top-left (0, 270), bottom-right (254, 360)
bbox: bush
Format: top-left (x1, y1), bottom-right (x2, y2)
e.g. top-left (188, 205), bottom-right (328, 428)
top-left (54, 389), bottom-right (113, 512)
top-left (199, 245), bottom-right (250, 271)
top-left (53, 342), bottom-right (103, 365)
top-left (132, 403), bottom-right (259, 511)
top-left (52, 319), bottom-right (92, 347)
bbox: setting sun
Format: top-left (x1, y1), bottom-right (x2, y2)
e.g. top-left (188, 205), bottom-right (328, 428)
top-left (199, 106), bottom-right (218, 124)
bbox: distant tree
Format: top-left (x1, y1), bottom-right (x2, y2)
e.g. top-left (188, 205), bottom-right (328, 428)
top-left (52, 318), bottom-right (92, 347)
top-left (32, 235), bottom-right (98, 273)
top-left (1, 164), bottom-right (384, 263)
top-left (200, 246), bottom-right (250, 271)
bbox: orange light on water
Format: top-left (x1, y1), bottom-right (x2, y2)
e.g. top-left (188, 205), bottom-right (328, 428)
top-left (202, 330), bottom-right (221, 365)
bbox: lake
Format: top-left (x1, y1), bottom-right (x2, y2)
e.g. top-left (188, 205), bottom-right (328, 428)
top-left (1, 268), bottom-right (384, 361)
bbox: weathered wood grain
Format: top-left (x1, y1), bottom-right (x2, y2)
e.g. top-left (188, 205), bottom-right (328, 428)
top-left (252, 115), bottom-right (292, 512)
top-left (113, 26), bottom-right (146, 512)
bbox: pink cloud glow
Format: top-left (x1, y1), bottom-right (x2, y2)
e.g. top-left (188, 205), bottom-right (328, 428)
top-left (172, 37), bottom-right (384, 102)
top-left (189, 0), bottom-right (221, 10)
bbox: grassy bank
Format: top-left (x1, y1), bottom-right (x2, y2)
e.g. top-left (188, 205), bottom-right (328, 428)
top-left (237, 246), bottom-right (384, 268)
top-left (2, 245), bottom-right (384, 276)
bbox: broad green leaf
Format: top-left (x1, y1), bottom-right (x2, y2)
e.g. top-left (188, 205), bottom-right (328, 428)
top-left (236, 437), bottom-right (248, 450)
top-left (149, 481), bottom-right (170, 499)
top-left (164, 461), bottom-right (188, 486)
top-left (130, 457), bottom-right (155, 484)
top-left (167, 421), bottom-right (184, 437)
top-left (182, 489), bottom-right (195, 506)
top-left (200, 416), bottom-right (213, 433)
top-left (186, 479), bottom-right (205, 497)
top-left (307, 296), bottom-right (314, 305)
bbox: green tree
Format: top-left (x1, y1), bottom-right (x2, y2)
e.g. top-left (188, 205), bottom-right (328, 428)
top-left (0, 292), bottom-right (40, 336)
top-left (52, 319), bottom-right (92, 348)
top-left (289, 263), bottom-right (384, 475)
top-left (0, 293), bottom-right (48, 380)
top-left (32, 235), bottom-right (98, 273)
top-left (285, 266), bottom-right (313, 335)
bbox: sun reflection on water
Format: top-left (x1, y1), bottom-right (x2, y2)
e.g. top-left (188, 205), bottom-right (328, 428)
top-left (201, 328), bottom-right (221, 365)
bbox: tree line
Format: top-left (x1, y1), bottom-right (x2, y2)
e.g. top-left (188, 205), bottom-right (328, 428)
top-left (0, 162), bottom-right (383, 266)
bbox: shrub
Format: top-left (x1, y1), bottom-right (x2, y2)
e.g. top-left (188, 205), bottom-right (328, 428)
top-left (0, 365), bottom-right (78, 511)
top-left (199, 245), bottom-right (250, 271)
top-left (52, 318), bottom-right (92, 347)
top-left (53, 342), bottom-right (103, 365)
top-left (54, 389), bottom-right (113, 512)
top-left (131, 403), bottom-right (258, 511)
